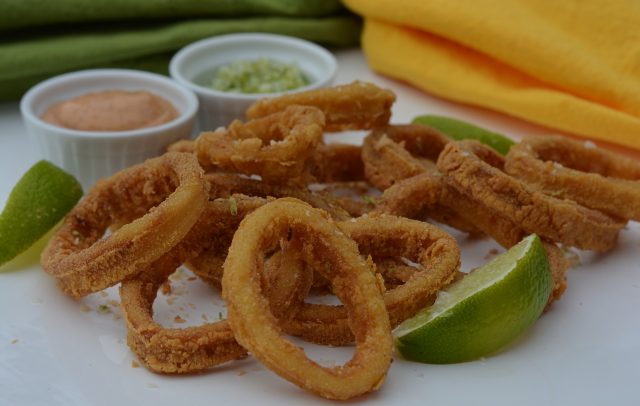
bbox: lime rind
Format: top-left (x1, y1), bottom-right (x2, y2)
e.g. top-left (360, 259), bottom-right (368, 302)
top-left (412, 115), bottom-right (515, 155)
top-left (0, 160), bottom-right (83, 267)
top-left (394, 234), bottom-right (552, 364)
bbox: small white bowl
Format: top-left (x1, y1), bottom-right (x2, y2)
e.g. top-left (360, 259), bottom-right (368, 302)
top-left (169, 33), bottom-right (337, 131)
top-left (20, 69), bottom-right (198, 189)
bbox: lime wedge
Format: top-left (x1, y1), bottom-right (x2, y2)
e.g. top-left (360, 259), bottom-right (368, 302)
top-left (394, 234), bottom-right (551, 364)
top-left (412, 115), bottom-right (515, 155)
top-left (0, 161), bottom-right (82, 268)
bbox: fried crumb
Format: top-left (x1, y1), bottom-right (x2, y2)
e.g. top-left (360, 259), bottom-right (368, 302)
top-left (484, 248), bottom-right (499, 260)
top-left (187, 276), bottom-right (197, 281)
top-left (237, 370), bottom-right (247, 376)
top-left (79, 304), bottom-right (91, 312)
top-left (161, 280), bottom-right (172, 295)
top-left (188, 303), bottom-right (196, 310)
top-left (112, 314), bottom-right (122, 321)
top-left (146, 383), bottom-right (158, 389)
top-left (99, 291), bottom-right (108, 297)
top-left (174, 315), bottom-right (187, 324)
top-left (10, 339), bottom-right (18, 344)
top-left (131, 360), bottom-right (140, 368)
top-left (201, 313), bottom-right (209, 322)
top-left (166, 297), bottom-right (175, 305)
top-left (108, 299), bottom-right (119, 307)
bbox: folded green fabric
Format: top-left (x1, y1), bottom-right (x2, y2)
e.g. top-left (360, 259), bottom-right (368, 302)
top-left (0, 1), bottom-right (360, 101)
top-left (0, 0), bottom-right (346, 31)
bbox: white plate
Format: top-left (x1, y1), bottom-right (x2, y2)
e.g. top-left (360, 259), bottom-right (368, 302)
top-left (1, 50), bottom-right (639, 406)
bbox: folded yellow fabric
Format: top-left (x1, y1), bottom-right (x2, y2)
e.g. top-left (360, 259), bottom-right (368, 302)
top-left (343, 0), bottom-right (640, 150)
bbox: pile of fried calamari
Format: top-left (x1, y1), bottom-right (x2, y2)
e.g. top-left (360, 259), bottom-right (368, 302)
top-left (40, 82), bottom-right (637, 400)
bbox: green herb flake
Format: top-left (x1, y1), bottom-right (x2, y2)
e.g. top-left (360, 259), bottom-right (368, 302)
top-left (229, 196), bottom-right (238, 216)
top-left (361, 195), bottom-right (376, 207)
top-left (98, 304), bottom-right (111, 314)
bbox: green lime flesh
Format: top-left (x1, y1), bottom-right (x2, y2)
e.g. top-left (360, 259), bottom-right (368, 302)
top-left (0, 160), bottom-right (82, 267)
top-left (412, 115), bottom-right (515, 155)
top-left (394, 234), bottom-right (551, 364)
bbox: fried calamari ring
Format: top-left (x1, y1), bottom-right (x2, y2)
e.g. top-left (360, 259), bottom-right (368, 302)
top-left (222, 198), bottom-right (392, 400)
top-left (362, 124), bottom-right (449, 189)
top-left (505, 136), bottom-right (640, 220)
top-left (363, 127), bottom-right (481, 235)
top-left (373, 171), bottom-right (568, 307)
top-left (41, 152), bottom-right (207, 298)
top-left (204, 173), bottom-right (351, 221)
top-left (437, 140), bottom-right (624, 252)
top-left (281, 214), bottom-right (460, 346)
top-left (122, 195), bottom-right (311, 374)
top-left (121, 259), bottom-right (247, 374)
top-left (195, 105), bottom-right (324, 182)
top-left (246, 81), bottom-right (395, 132)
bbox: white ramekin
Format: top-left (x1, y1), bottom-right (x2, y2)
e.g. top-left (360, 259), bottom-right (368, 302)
top-left (169, 33), bottom-right (337, 132)
top-left (20, 69), bottom-right (198, 189)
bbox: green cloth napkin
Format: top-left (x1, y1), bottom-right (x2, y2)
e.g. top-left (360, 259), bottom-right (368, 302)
top-left (0, 0), bottom-right (360, 102)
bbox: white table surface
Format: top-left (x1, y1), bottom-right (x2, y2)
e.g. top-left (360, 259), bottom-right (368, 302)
top-left (1, 49), bottom-right (639, 406)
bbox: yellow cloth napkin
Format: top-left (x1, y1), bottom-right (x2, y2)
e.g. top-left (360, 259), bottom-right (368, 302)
top-left (343, 0), bottom-right (640, 150)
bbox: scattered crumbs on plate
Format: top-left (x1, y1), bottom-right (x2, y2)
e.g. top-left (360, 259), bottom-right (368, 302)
top-left (79, 304), bottom-right (91, 312)
top-left (201, 313), bottom-right (209, 322)
top-left (112, 314), bottom-right (122, 321)
top-left (188, 303), bottom-right (196, 310)
top-left (98, 304), bottom-right (111, 314)
top-left (131, 360), bottom-right (140, 368)
top-left (146, 383), bottom-right (158, 389)
top-left (161, 280), bottom-right (172, 295)
top-left (174, 315), bottom-right (187, 324)
top-left (99, 291), bottom-right (109, 298)
top-left (237, 370), bottom-right (247, 377)
top-left (178, 305), bottom-right (186, 312)
top-left (10, 339), bottom-right (18, 344)
top-left (108, 299), bottom-right (119, 307)
top-left (187, 276), bottom-right (198, 281)
top-left (484, 248), bottom-right (499, 260)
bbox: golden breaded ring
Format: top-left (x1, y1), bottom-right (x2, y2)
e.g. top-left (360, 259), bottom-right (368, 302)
top-left (41, 152), bottom-right (207, 298)
top-left (281, 214), bottom-right (460, 346)
top-left (437, 141), bottom-right (625, 252)
top-left (246, 81), bottom-right (395, 132)
top-left (222, 198), bottom-right (392, 400)
top-left (195, 105), bottom-right (324, 182)
top-left (505, 135), bottom-right (640, 220)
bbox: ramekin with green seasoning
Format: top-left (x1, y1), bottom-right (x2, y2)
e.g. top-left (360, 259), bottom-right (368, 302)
top-left (170, 33), bottom-right (337, 130)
